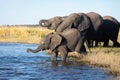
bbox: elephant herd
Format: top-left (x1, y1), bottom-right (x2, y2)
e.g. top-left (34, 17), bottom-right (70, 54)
top-left (27, 12), bottom-right (120, 62)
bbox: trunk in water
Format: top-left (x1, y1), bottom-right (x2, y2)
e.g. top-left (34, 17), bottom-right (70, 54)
top-left (27, 45), bottom-right (43, 53)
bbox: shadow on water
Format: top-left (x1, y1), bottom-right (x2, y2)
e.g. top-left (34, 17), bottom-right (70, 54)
top-left (0, 43), bottom-right (119, 80)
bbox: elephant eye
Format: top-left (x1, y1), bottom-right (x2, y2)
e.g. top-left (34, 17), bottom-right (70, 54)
top-left (41, 23), bottom-right (45, 26)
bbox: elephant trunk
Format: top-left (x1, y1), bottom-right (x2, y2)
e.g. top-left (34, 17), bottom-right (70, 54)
top-left (39, 19), bottom-right (51, 29)
top-left (27, 45), bottom-right (44, 53)
top-left (39, 19), bottom-right (47, 27)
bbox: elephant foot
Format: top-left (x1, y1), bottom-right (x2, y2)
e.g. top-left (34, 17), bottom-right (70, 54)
top-left (103, 45), bottom-right (108, 47)
top-left (103, 42), bottom-right (109, 47)
top-left (80, 48), bottom-right (87, 55)
top-left (51, 60), bottom-right (58, 67)
top-left (113, 43), bottom-right (120, 47)
top-left (79, 45), bottom-right (87, 55)
top-left (61, 61), bottom-right (69, 67)
top-left (80, 51), bottom-right (87, 55)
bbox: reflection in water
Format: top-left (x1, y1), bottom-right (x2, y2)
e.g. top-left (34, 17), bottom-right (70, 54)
top-left (0, 43), bottom-right (118, 80)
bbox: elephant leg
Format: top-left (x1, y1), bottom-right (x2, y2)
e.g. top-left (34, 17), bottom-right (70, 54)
top-left (81, 44), bottom-right (87, 54)
top-left (103, 39), bottom-right (109, 47)
top-left (58, 45), bottom-right (68, 62)
top-left (75, 36), bottom-right (87, 54)
top-left (87, 39), bottom-right (94, 47)
top-left (87, 39), bottom-right (91, 47)
top-left (113, 41), bottom-right (120, 47)
top-left (95, 40), bottom-right (98, 47)
top-left (91, 40), bottom-right (94, 47)
top-left (51, 50), bottom-right (58, 62)
top-left (109, 33), bottom-right (120, 47)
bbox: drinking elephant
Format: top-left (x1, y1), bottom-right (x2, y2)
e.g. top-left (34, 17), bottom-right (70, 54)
top-left (55, 13), bottom-right (91, 33)
top-left (27, 29), bottom-right (87, 62)
top-left (39, 12), bottom-right (103, 47)
top-left (39, 16), bottom-right (67, 30)
top-left (39, 13), bottom-right (91, 33)
top-left (54, 12), bottom-right (103, 47)
top-left (93, 16), bottom-right (120, 47)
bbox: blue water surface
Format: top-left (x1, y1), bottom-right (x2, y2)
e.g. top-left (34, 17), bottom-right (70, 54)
top-left (0, 43), bottom-right (118, 80)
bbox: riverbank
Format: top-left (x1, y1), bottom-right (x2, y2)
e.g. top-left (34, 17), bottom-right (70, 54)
top-left (68, 48), bottom-right (120, 76)
top-left (0, 26), bottom-right (120, 76)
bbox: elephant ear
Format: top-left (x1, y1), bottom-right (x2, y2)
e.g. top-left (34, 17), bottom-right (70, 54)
top-left (50, 34), bottom-right (62, 51)
top-left (44, 33), bottom-right (53, 49)
top-left (77, 13), bottom-right (90, 32)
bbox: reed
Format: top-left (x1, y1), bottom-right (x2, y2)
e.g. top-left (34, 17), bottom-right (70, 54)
top-left (65, 47), bottom-right (120, 76)
top-left (0, 26), bottom-right (54, 43)
top-left (81, 48), bottom-right (120, 75)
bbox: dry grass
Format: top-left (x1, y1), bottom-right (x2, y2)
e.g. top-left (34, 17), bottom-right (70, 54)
top-left (0, 26), bottom-right (54, 43)
top-left (81, 48), bottom-right (120, 75)
top-left (64, 47), bottom-right (120, 76)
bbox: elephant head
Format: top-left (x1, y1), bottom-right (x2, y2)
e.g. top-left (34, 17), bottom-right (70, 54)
top-left (55, 13), bottom-right (91, 32)
top-left (39, 16), bottom-right (64, 30)
top-left (27, 33), bottom-right (63, 53)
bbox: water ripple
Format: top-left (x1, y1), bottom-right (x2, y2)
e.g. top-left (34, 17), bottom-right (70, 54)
top-left (0, 43), bottom-right (118, 80)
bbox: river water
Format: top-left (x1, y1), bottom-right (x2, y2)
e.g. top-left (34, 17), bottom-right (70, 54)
top-left (0, 43), bottom-right (118, 80)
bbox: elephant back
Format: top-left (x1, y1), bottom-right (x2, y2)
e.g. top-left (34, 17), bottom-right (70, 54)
top-left (87, 12), bottom-right (103, 31)
top-left (59, 29), bottom-right (81, 50)
top-left (103, 16), bottom-right (120, 27)
top-left (56, 13), bottom-right (80, 32)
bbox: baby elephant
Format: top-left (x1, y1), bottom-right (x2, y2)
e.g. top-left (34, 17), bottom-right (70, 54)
top-left (27, 29), bottom-right (86, 62)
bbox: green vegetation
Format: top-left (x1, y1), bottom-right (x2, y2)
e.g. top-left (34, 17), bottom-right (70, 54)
top-left (0, 26), bottom-right (120, 76)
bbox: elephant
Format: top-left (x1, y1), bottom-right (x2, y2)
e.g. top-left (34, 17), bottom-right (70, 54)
top-left (55, 13), bottom-right (91, 33)
top-left (39, 12), bottom-right (103, 48)
top-left (39, 13), bottom-right (91, 33)
top-left (39, 13), bottom-right (91, 49)
top-left (27, 29), bottom-right (87, 62)
top-left (39, 16), bottom-right (67, 30)
top-left (86, 12), bottom-right (103, 47)
top-left (87, 12), bottom-right (103, 31)
top-left (92, 16), bottom-right (120, 47)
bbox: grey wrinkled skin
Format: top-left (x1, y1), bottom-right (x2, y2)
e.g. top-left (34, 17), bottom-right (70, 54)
top-left (86, 12), bottom-right (103, 47)
top-left (87, 12), bottom-right (103, 31)
top-left (39, 13), bottom-right (91, 33)
top-left (39, 12), bottom-right (120, 47)
top-left (39, 12), bottom-right (104, 47)
top-left (39, 16), bottom-right (67, 30)
top-left (56, 13), bottom-right (91, 33)
top-left (27, 29), bottom-right (87, 62)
